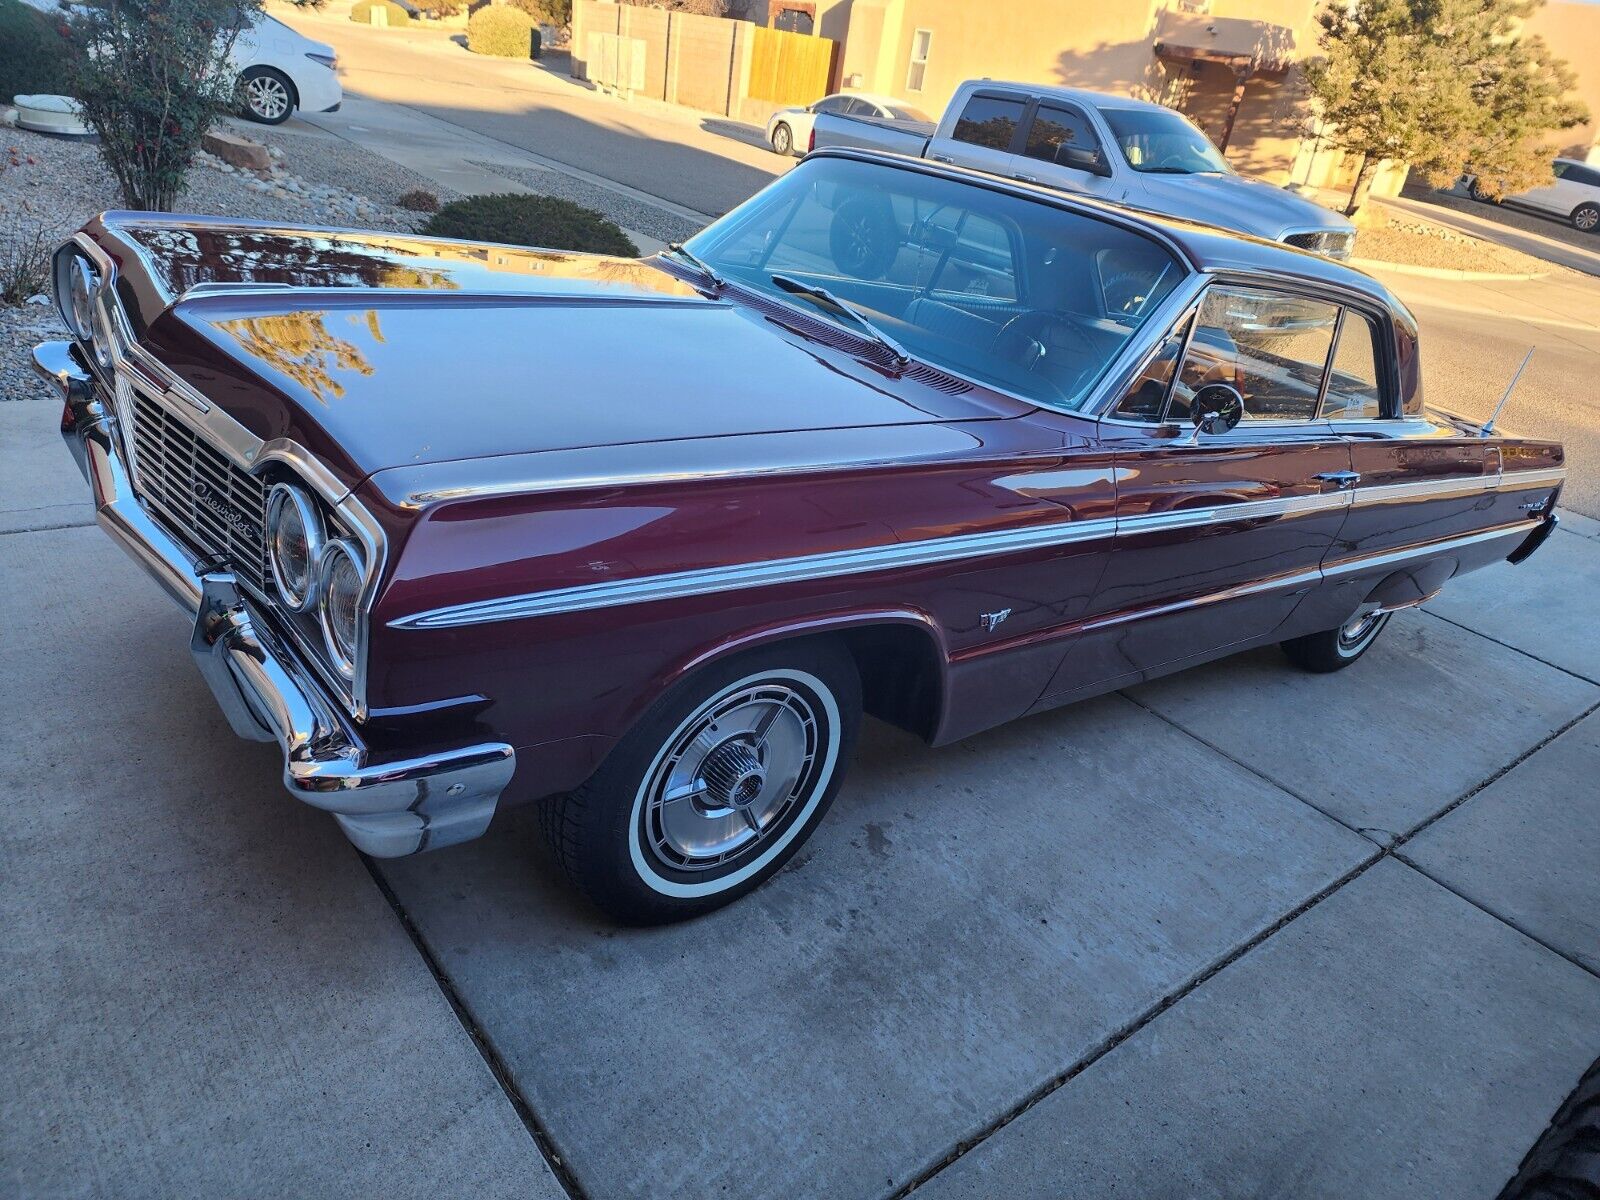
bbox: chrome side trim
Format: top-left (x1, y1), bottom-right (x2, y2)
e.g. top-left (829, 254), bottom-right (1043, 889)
top-left (1498, 466), bottom-right (1567, 490)
top-left (390, 464), bottom-right (1566, 632)
top-left (1322, 520), bottom-right (1535, 578)
top-left (391, 514), bottom-right (1123, 630)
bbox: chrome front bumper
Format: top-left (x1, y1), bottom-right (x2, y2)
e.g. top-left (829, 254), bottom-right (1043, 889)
top-left (34, 341), bottom-right (515, 857)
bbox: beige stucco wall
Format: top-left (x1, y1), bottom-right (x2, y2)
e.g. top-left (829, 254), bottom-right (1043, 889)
top-left (1523, 0), bottom-right (1600, 161)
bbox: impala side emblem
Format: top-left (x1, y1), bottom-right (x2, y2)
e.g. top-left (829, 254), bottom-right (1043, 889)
top-left (981, 608), bottom-right (1012, 633)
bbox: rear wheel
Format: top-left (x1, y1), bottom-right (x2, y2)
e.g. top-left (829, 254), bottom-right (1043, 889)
top-left (541, 640), bottom-right (861, 924)
top-left (770, 122), bottom-right (793, 156)
top-left (240, 67), bottom-right (295, 125)
top-left (1573, 203), bottom-right (1599, 234)
top-left (1280, 610), bottom-right (1393, 673)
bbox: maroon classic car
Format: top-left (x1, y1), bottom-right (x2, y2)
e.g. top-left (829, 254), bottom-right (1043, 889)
top-left (35, 149), bottom-right (1563, 922)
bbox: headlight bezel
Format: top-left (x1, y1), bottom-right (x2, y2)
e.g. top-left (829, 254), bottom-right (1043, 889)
top-left (266, 481), bottom-right (328, 612)
top-left (317, 536), bottom-right (366, 682)
top-left (57, 251), bottom-right (99, 342)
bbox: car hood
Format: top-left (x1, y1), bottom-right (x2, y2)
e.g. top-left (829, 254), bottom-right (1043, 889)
top-left (105, 217), bottom-right (1019, 493)
top-left (1131, 171), bottom-right (1353, 239)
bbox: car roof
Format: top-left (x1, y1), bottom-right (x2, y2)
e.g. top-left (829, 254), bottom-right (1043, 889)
top-left (808, 147), bottom-right (1401, 310)
top-left (964, 80), bottom-right (1173, 116)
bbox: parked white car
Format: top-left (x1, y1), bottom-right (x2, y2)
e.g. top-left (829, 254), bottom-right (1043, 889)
top-left (1471, 158), bottom-right (1600, 233)
top-left (765, 92), bottom-right (931, 157)
top-left (233, 15), bottom-right (342, 126)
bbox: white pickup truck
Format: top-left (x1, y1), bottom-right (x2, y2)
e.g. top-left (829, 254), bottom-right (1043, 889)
top-left (812, 80), bottom-right (1356, 259)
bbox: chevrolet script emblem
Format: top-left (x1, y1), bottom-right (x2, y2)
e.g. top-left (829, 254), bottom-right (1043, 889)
top-left (191, 479), bottom-right (254, 537)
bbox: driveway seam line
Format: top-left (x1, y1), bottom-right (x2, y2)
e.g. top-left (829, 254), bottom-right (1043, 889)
top-left (888, 848), bottom-right (1387, 1199)
top-left (1391, 852), bottom-right (1600, 982)
top-left (1393, 697), bottom-right (1600, 849)
top-left (1119, 689), bottom-right (1380, 844)
top-left (1420, 610), bottom-right (1600, 687)
top-left (359, 857), bottom-right (592, 1200)
top-left (0, 518), bottom-right (97, 536)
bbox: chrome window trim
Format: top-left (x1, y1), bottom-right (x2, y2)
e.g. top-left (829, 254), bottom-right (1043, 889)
top-left (60, 231), bottom-right (383, 720)
top-left (390, 466), bottom-right (1564, 631)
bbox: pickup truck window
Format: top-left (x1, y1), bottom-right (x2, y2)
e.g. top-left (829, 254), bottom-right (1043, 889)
top-left (1022, 104), bottom-right (1104, 170)
top-left (952, 94), bottom-right (1026, 152)
top-left (686, 156), bottom-right (1186, 412)
top-left (1099, 105), bottom-right (1231, 176)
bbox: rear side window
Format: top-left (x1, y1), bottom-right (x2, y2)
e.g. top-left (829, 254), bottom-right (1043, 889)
top-left (952, 94), bottom-right (1025, 151)
top-left (1023, 104), bottom-right (1102, 166)
top-left (1168, 287), bottom-right (1339, 423)
top-left (1321, 312), bottom-right (1384, 420)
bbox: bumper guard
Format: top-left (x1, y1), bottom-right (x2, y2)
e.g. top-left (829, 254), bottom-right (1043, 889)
top-left (34, 340), bottom-right (514, 857)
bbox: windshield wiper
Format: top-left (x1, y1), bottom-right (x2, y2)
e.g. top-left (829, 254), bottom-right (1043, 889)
top-left (769, 273), bottom-right (911, 365)
top-left (665, 243), bottom-right (725, 292)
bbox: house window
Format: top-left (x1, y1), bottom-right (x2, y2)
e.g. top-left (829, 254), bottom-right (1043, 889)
top-left (906, 29), bottom-right (932, 91)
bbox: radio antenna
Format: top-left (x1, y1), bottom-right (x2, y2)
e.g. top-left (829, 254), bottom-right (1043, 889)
top-left (1480, 348), bottom-right (1534, 437)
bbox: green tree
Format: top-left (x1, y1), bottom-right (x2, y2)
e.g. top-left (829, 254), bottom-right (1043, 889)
top-left (1303, 0), bottom-right (1587, 215)
top-left (65, 0), bottom-right (263, 211)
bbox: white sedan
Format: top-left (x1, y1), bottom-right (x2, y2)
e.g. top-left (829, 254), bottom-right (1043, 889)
top-left (234, 15), bottom-right (343, 126)
top-left (1471, 158), bottom-right (1600, 234)
top-left (765, 92), bottom-right (931, 157)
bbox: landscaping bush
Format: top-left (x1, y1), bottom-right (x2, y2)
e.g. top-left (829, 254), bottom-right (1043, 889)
top-left (421, 193), bottom-right (637, 256)
top-left (398, 186), bottom-right (440, 212)
top-left (66, 0), bottom-right (264, 211)
top-left (411, 0), bottom-right (460, 17)
top-left (350, 0), bottom-right (413, 25)
top-left (0, 0), bottom-right (71, 104)
top-left (467, 4), bottom-right (534, 57)
top-left (506, 0), bottom-right (569, 27)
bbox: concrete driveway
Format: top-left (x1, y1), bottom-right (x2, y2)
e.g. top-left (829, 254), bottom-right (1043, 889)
top-left (4, 376), bottom-right (1599, 1197)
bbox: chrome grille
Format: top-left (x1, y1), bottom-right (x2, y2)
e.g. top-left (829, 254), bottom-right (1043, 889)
top-left (1283, 230), bottom-right (1356, 261)
top-left (128, 389), bottom-right (269, 595)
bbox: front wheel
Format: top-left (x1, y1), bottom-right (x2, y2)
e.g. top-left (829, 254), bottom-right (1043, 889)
top-left (770, 121), bottom-right (793, 156)
top-left (1573, 203), bottom-right (1599, 234)
top-left (541, 641), bottom-right (861, 924)
top-left (1280, 610), bottom-right (1393, 673)
top-left (240, 67), bottom-right (295, 125)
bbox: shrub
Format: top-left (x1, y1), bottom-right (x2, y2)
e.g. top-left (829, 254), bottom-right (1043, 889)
top-left (0, 0), bottom-right (72, 104)
top-left (421, 193), bottom-right (637, 256)
top-left (506, 0), bottom-right (569, 26)
top-left (411, 0), bottom-right (460, 17)
top-left (398, 186), bottom-right (440, 212)
top-left (350, 0), bottom-right (413, 25)
top-left (66, 0), bottom-right (263, 211)
top-left (467, 4), bottom-right (533, 57)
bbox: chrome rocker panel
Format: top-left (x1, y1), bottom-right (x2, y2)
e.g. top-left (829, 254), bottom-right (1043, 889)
top-left (34, 340), bottom-right (514, 858)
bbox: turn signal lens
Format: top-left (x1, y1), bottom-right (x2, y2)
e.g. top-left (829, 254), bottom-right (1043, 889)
top-left (318, 538), bottom-right (364, 680)
top-left (266, 483), bottom-right (326, 611)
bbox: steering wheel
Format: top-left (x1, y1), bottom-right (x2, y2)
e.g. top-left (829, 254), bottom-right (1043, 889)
top-left (991, 311), bottom-right (1098, 372)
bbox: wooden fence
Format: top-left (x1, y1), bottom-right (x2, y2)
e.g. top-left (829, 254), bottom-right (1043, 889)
top-left (747, 25), bottom-right (836, 107)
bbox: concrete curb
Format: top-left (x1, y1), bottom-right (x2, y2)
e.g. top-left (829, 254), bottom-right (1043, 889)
top-left (1350, 256), bottom-right (1547, 283)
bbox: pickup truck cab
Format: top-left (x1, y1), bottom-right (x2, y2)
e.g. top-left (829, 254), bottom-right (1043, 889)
top-left (813, 80), bottom-right (1357, 259)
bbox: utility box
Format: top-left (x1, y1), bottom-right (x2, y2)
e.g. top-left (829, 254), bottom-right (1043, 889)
top-left (585, 32), bottom-right (646, 99)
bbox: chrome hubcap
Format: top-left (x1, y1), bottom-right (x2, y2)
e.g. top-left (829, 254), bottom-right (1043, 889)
top-left (1339, 610), bottom-right (1385, 650)
top-left (643, 684), bottom-right (820, 871)
top-left (247, 77), bottom-right (288, 119)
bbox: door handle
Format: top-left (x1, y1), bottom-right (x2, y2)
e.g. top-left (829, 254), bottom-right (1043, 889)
top-left (1013, 173), bottom-right (1038, 183)
top-left (930, 154), bottom-right (953, 163)
top-left (1315, 471), bottom-right (1362, 490)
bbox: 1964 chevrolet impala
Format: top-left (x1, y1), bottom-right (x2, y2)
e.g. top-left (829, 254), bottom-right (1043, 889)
top-left (34, 149), bottom-right (1563, 922)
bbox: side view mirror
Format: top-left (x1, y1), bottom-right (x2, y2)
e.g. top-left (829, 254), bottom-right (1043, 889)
top-left (1187, 382), bottom-right (1244, 443)
top-left (1059, 145), bottom-right (1112, 178)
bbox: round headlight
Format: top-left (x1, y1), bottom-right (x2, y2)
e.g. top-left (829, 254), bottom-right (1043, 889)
top-left (317, 538), bottom-right (365, 681)
top-left (266, 483), bottom-right (326, 611)
top-left (67, 255), bottom-right (98, 342)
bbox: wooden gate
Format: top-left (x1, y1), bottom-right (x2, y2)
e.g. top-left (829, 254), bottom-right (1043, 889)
top-left (748, 26), bottom-right (836, 107)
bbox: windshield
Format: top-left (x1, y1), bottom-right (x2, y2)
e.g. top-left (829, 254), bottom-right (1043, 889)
top-left (1100, 107), bottom-right (1231, 175)
top-left (685, 157), bottom-right (1186, 411)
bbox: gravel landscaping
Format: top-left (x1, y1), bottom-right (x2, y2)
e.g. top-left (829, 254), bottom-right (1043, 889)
top-left (470, 158), bottom-right (702, 244)
top-left (0, 123), bottom-right (427, 403)
top-left (227, 117), bottom-right (462, 209)
top-left (1355, 207), bottom-right (1565, 276)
